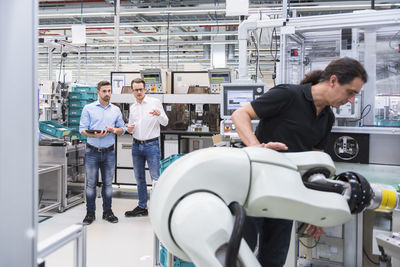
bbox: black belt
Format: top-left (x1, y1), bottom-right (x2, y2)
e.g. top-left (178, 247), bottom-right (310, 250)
top-left (133, 137), bottom-right (159, 145)
top-left (87, 143), bottom-right (114, 152)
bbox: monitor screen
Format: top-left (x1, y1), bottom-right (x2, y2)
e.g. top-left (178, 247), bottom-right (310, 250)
top-left (221, 83), bottom-right (265, 118)
top-left (210, 72), bottom-right (230, 84)
top-left (143, 73), bottom-right (161, 83)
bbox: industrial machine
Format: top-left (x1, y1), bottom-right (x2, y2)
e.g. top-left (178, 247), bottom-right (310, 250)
top-left (141, 69), bottom-right (166, 93)
top-left (376, 232), bottom-right (400, 266)
top-left (39, 141), bottom-right (86, 211)
top-left (150, 147), bottom-right (399, 267)
top-left (208, 68), bottom-right (232, 94)
top-left (171, 71), bottom-right (209, 94)
top-left (220, 82), bottom-right (265, 137)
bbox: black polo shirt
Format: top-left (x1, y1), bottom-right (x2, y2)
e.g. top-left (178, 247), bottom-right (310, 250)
top-left (251, 83), bottom-right (335, 152)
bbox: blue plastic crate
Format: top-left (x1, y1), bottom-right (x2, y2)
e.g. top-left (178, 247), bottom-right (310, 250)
top-left (71, 86), bottom-right (97, 93)
top-left (68, 117), bottom-right (81, 125)
top-left (39, 121), bottom-right (73, 138)
top-left (68, 108), bottom-right (83, 117)
top-left (160, 244), bottom-right (195, 267)
top-left (68, 91), bottom-right (97, 100)
top-left (69, 100), bottom-right (94, 108)
top-left (68, 125), bottom-right (80, 132)
top-left (160, 154), bottom-right (185, 174)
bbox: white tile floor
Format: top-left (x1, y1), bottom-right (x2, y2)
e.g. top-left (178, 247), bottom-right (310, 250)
top-left (38, 191), bottom-right (156, 267)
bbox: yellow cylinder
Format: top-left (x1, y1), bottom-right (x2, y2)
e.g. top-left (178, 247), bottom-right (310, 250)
top-left (376, 189), bottom-right (397, 212)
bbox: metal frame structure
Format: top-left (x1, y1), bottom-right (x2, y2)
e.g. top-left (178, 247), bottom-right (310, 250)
top-left (37, 224), bottom-right (87, 267)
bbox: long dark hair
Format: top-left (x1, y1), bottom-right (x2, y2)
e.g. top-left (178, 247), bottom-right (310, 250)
top-left (300, 57), bottom-right (368, 85)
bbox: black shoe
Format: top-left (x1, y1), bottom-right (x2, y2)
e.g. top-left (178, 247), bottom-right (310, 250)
top-left (103, 210), bottom-right (118, 223)
top-left (125, 206), bottom-right (148, 217)
top-left (83, 211), bottom-right (95, 225)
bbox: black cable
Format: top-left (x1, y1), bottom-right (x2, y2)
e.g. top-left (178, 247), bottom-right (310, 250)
top-left (363, 247), bottom-right (379, 265)
top-left (58, 46), bottom-right (63, 83)
top-left (299, 237), bottom-right (320, 249)
top-left (258, 28), bottom-right (264, 79)
top-left (254, 11), bottom-right (264, 80)
top-left (348, 104), bottom-right (371, 122)
top-left (251, 32), bottom-right (259, 82)
top-left (225, 202), bottom-right (246, 267)
top-left (270, 27), bottom-right (278, 86)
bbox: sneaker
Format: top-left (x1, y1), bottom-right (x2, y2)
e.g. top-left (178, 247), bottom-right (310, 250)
top-left (125, 206), bottom-right (148, 217)
top-left (103, 210), bottom-right (118, 223)
top-left (83, 211), bottom-right (96, 225)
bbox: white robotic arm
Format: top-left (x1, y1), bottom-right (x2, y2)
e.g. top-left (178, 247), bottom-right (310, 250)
top-left (150, 147), bottom-right (399, 267)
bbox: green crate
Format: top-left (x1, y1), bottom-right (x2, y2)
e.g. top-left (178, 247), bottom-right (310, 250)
top-left (39, 121), bottom-right (73, 138)
top-left (68, 108), bottom-right (83, 117)
top-left (79, 134), bottom-right (87, 143)
top-left (71, 86), bottom-right (97, 93)
top-left (69, 100), bottom-right (93, 108)
top-left (69, 125), bottom-right (80, 132)
top-left (68, 117), bottom-right (81, 125)
top-left (160, 244), bottom-right (195, 267)
top-left (160, 154), bottom-right (185, 174)
top-left (68, 91), bottom-right (97, 100)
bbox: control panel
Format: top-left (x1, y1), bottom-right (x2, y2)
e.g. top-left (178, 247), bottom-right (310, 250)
top-left (208, 69), bottom-right (231, 94)
top-left (140, 69), bottom-right (165, 93)
top-left (221, 120), bottom-right (259, 137)
top-left (221, 82), bottom-right (266, 119)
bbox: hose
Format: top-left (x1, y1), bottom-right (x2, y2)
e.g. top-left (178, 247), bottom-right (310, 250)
top-left (225, 202), bottom-right (246, 267)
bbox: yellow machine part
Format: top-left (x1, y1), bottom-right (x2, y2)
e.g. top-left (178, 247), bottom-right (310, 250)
top-left (376, 189), bottom-right (398, 212)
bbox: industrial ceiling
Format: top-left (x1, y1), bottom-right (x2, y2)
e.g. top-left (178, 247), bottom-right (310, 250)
top-left (37, 0), bottom-right (400, 85)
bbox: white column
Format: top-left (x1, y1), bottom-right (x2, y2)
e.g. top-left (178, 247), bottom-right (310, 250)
top-left (114, 0), bottom-right (120, 71)
top-left (211, 34), bottom-right (226, 68)
top-left (0, 1), bottom-right (38, 267)
top-left (362, 29), bottom-right (376, 126)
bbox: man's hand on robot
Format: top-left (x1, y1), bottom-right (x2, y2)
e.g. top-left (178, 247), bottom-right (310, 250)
top-left (305, 224), bottom-right (324, 239)
top-left (258, 142), bottom-right (288, 151)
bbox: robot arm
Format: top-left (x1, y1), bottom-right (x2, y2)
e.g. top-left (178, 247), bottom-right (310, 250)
top-left (149, 147), bottom-right (399, 267)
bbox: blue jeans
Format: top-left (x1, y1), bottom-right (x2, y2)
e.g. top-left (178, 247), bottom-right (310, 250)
top-left (85, 148), bottom-right (115, 212)
top-left (131, 140), bottom-right (161, 209)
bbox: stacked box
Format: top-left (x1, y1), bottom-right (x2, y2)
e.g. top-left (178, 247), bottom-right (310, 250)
top-left (68, 86), bottom-right (97, 142)
top-left (160, 245), bottom-right (194, 267)
top-left (159, 154), bottom-right (194, 267)
top-left (39, 121), bottom-right (73, 138)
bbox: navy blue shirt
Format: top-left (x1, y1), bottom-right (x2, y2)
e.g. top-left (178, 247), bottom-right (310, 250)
top-left (251, 83), bottom-right (335, 152)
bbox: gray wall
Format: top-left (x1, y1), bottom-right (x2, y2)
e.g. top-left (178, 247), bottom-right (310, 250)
top-left (0, 1), bottom-right (38, 266)
top-left (369, 134), bottom-right (400, 165)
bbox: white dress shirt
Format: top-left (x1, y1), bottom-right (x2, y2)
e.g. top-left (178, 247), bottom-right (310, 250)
top-left (128, 95), bottom-right (168, 140)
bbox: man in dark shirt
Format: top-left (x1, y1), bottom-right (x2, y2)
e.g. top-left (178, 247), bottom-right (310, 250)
top-left (232, 57), bottom-right (368, 267)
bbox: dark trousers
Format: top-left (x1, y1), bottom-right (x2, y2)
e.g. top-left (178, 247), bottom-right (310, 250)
top-left (243, 216), bottom-right (293, 267)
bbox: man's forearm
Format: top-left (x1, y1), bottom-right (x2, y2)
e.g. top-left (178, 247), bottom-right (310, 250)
top-left (231, 110), bottom-right (260, 146)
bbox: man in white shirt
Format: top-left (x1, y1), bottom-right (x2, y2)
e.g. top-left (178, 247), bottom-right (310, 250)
top-left (125, 78), bottom-right (168, 217)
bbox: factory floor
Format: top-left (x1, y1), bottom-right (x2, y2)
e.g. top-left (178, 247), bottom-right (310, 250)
top-left (38, 190), bottom-right (155, 267)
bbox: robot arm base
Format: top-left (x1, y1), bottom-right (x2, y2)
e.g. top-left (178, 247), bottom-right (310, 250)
top-left (170, 192), bottom-right (260, 267)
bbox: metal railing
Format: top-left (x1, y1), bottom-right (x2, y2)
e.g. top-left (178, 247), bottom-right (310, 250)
top-left (38, 223), bottom-right (87, 267)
